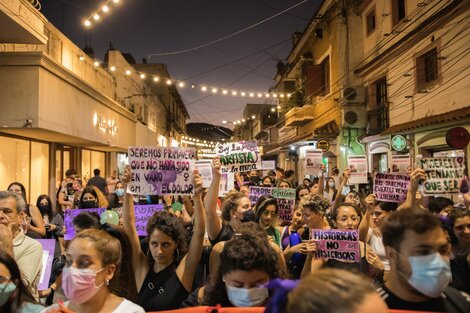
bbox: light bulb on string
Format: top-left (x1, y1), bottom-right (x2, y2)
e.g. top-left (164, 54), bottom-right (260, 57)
top-left (125, 69), bottom-right (131, 75)
top-left (84, 20), bottom-right (91, 27)
top-left (153, 76), bottom-right (160, 82)
top-left (178, 82), bottom-right (185, 88)
top-left (140, 73), bottom-right (146, 79)
top-left (93, 14), bottom-right (100, 21)
top-left (102, 5), bottom-right (109, 12)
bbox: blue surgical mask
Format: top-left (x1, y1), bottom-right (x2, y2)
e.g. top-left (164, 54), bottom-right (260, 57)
top-left (404, 253), bottom-right (451, 298)
top-left (226, 285), bottom-right (269, 307)
top-left (115, 188), bottom-right (125, 197)
top-left (0, 282), bottom-right (16, 307)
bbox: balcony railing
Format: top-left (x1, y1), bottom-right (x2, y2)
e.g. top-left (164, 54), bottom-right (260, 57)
top-left (27, 0), bottom-right (41, 10)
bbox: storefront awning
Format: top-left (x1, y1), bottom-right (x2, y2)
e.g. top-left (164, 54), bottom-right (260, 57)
top-left (381, 106), bottom-right (470, 136)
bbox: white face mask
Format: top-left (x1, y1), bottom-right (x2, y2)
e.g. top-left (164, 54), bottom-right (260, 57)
top-left (226, 285), bottom-right (269, 307)
top-left (328, 182), bottom-right (335, 188)
top-left (402, 252), bottom-right (451, 298)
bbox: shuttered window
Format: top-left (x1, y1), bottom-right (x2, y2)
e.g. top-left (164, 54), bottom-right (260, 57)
top-left (416, 48), bottom-right (438, 91)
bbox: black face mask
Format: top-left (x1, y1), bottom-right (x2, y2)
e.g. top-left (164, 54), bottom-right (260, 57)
top-left (81, 200), bottom-right (98, 209)
top-left (241, 209), bottom-right (256, 223)
top-left (38, 204), bottom-right (49, 214)
top-left (249, 176), bottom-right (260, 184)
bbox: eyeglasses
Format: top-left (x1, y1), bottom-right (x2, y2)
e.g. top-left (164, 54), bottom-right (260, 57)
top-left (262, 211), bottom-right (278, 217)
top-left (0, 276), bottom-right (11, 284)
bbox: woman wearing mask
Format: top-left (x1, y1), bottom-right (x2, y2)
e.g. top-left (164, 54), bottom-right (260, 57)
top-left (182, 226), bottom-right (285, 307)
top-left (109, 181), bottom-right (125, 210)
top-left (204, 158), bottom-right (255, 246)
top-left (7, 182), bottom-right (45, 238)
top-left (254, 196), bottom-right (281, 247)
top-left (78, 186), bottom-right (100, 209)
top-left (48, 228), bottom-right (144, 313)
top-left (324, 177), bottom-right (337, 202)
top-left (36, 195), bottom-right (65, 258)
top-left (122, 167), bottom-right (205, 311)
top-left (0, 251), bottom-right (44, 313)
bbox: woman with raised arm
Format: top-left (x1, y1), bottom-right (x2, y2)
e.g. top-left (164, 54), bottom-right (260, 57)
top-left (121, 166), bottom-right (205, 311)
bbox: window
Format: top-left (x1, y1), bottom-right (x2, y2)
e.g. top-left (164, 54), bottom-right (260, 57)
top-left (82, 149), bottom-right (106, 183)
top-left (391, 0), bottom-right (406, 26)
top-left (305, 56), bottom-right (330, 98)
top-left (366, 8), bottom-right (376, 35)
top-left (367, 78), bottom-right (389, 134)
top-left (416, 48), bottom-right (438, 91)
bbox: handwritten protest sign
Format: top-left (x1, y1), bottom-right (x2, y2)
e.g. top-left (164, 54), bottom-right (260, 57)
top-left (196, 160), bottom-right (213, 188)
top-left (128, 146), bottom-right (196, 195)
top-left (64, 208), bottom-right (106, 240)
top-left (311, 229), bottom-right (360, 262)
top-left (418, 157), bottom-right (465, 194)
top-left (391, 155), bottom-right (410, 173)
top-left (249, 187), bottom-right (296, 223)
top-left (374, 173), bottom-right (410, 202)
top-left (36, 239), bottom-right (55, 290)
top-left (216, 141), bottom-right (261, 173)
top-left (272, 188), bottom-right (296, 223)
top-left (348, 155), bottom-right (368, 184)
top-left (219, 171), bottom-right (235, 196)
top-left (249, 186), bottom-right (273, 204)
top-left (135, 204), bottom-right (164, 236)
top-left (305, 149), bottom-right (323, 175)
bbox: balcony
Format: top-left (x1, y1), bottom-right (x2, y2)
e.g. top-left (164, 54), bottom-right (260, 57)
top-left (0, 0), bottom-right (47, 44)
top-left (285, 105), bottom-right (314, 127)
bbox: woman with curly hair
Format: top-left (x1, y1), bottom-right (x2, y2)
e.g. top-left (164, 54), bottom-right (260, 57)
top-left (183, 223), bottom-right (286, 307)
top-left (121, 166), bottom-right (205, 311)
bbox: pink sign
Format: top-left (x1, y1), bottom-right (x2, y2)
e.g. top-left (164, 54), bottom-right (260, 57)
top-left (311, 229), bottom-right (360, 262)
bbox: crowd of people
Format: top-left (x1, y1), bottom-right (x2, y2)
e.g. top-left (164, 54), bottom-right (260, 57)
top-left (0, 158), bottom-right (469, 313)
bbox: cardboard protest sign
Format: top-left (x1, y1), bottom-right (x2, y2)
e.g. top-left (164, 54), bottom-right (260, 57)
top-left (249, 186), bottom-right (273, 204)
top-left (128, 147), bottom-right (196, 195)
top-left (305, 149), bottom-right (323, 175)
top-left (347, 155), bottom-right (368, 184)
top-left (196, 160), bottom-right (213, 188)
top-left (418, 157), bottom-right (465, 194)
top-left (374, 173), bottom-right (410, 202)
top-left (64, 208), bottom-right (106, 240)
top-left (36, 239), bottom-right (54, 290)
top-left (219, 171), bottom-right (235, 196)
top-left (216, 141), bottom-right (261, 173)
top-left (311, 229), bottom-right (360, 262)
top-left (249, 187), bottom-right (296, 223)
top-left (134, 204), bottom-right (165, 236)
top-left (391, 155), bottom-right (410, 173)
top-left (272, 188), bottom-right (296, 223)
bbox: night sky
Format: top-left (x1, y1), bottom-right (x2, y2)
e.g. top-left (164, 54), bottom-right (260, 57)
top-left (40, 0), bottom-right (321, 127)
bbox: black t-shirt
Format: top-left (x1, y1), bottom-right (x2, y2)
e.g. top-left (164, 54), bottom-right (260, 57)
top-left (378, 284), bottom-right (449, 312)
top-left (451, 255), bottom-right (470, 294)
top-left (209, 223), bottom-right (235, 246)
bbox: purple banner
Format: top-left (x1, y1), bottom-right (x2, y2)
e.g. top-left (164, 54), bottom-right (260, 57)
top-left (64, 208), bottom-right (106, 240)
top-left (311, 229), bottom-right (360, 262)
top-left (36, 239), bottom-right (55, 290)
top-left (374, 173), bottom-right (410, 202)
top-left (135, 204), bottom-right (165, 236)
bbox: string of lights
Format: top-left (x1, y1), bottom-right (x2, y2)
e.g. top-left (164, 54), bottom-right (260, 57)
top-left (83, 0), bottom-right (121, 28)
top-left (85, 56), bottom-right (293, 100)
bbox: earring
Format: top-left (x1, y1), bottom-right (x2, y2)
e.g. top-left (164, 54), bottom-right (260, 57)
top-left (106, 279), bottom-right (110, 286)
top-left (175, 248), bottom-right (180, 261)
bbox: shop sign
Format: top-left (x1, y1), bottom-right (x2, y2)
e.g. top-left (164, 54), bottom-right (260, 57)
top-left (317, 139), bottom-right (330, 152)
top-left (391, 135), bottom-right (407, 151)
top-left (446, 127), bottom-right (470, 149)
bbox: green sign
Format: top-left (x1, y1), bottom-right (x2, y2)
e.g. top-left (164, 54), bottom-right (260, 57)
top-left (391, 135), bottom-right (407, 151)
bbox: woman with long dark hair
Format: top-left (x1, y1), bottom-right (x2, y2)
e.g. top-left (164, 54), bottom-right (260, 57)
top-left (36, 195), bottom-right (65, 258)
top-left (0, 251), bottom-right (44, 313)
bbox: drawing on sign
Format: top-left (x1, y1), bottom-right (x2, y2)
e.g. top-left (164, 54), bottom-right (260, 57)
top-left (128, 147), bottom-right (196, 195)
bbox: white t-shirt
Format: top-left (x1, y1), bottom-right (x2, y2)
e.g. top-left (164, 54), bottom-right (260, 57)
top-left (368, 228), bottom-right (390, 271)
top-left (63, 299), bottom-right (145, 313)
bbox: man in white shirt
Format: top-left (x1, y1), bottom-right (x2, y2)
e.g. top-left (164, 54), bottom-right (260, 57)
top-left (0, 191), bottom-right (43, 300)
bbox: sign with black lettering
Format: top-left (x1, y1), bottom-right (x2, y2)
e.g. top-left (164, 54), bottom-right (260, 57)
top-left (127, 146), bottom-right (196, 195)
top-left (216, 141), bottom-right (261, 173)
top-left (311, 229), bottom-right (360, 262)
top-left (374, 173), bottom-right (410, 202)
top-left (418, 157), bottom-right (465, 194)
